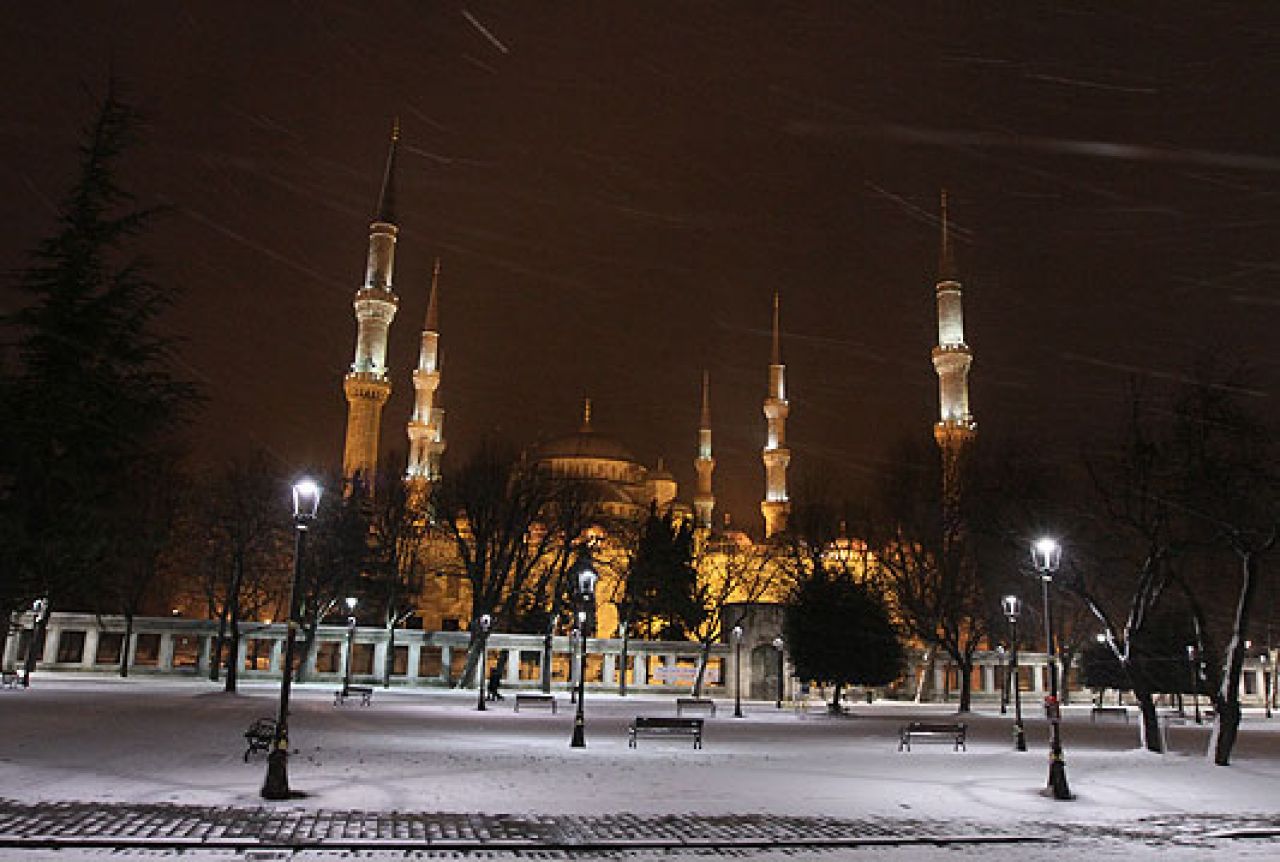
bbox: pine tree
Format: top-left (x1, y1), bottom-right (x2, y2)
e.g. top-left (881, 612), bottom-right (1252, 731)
top-left (1, 85), bottom-right (198, 622)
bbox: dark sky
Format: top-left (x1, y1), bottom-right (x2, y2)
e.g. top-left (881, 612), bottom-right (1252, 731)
top-left (2, 3), bottom-right (1277, 531)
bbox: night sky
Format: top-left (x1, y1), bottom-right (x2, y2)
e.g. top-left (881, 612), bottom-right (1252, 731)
top-left (2, 3), bottom-right (1277, 530)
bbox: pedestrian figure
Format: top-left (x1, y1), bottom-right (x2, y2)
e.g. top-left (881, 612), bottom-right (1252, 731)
top-left (487, 655), bottom-right (504, 701)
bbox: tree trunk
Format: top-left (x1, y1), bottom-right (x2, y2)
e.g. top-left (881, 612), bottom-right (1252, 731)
top-left (1210, 550), bottom-right (1260, 766)
top-left (691, 641), bottom-right (711, 698)
top-left (540, 625), bottom-right (554, 694)
top-left (458, 629), bottom-right (487, 689)
top-left (119, 612), bottom-right (134, 678)
top-left (1130, 674), bottom-right (1163, 753)
top-left (383, 620), bottom-right (395, 688)
top-left (223, 555), bottom-right (244, 693)
top-left (955, 656), bottom-right (973, 713)
top-left (209, 605), bottom-right (228, 682)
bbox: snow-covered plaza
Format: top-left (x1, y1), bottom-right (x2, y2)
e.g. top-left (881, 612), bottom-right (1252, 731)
top-left (1, 675), bottom-right (1278, 861)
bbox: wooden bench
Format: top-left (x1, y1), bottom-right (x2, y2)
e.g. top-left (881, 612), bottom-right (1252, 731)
top-left (629, 716), bottom-right (704, 749)
top-left (514, 693), bottom-right (557, 713)
top-left (675, 697), bottom-right (717, 717)
top-left (334, 685), bottom-right (373, 706)
top-left (1091, 706), bottom-right (1129, 723)
top-left (243, 717), bottom-right (278, 761)
top-left (0, 670), bottom-right (19, 689)
top-left (897, 721), bottom-right (966, 751)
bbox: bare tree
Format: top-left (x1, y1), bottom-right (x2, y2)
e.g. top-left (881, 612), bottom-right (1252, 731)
top-left (431, 439), bottom-right (556, 687)
top-left (689, 531), bottom-right (780, 696)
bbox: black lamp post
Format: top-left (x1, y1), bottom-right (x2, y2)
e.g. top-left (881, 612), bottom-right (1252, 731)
top-left (773, 636), bottom-right (785, 709)
top-left (1186, 644), bottom-right (1202, 724)
top-left (996, 645), bottom-right (1008, 715)
top-left (475, 613), bottom-right (491, 711)
top-left (1003, 595), bottom-right (1026, 752)
top-left (1262, 651), bottom-right (1273, 720)
top-left (732, 624), bottom-right (744, 718)
top-left (1032, 537), bottom-right (1071, 800)
top-left (262, 477), bottom-right (321, 800)
top-left (21, 597), bottom-right (49, 688)
top-left (569, 546), bottom-right (598, 748)
top-left (341, 596), bottom-right (358, 696)
top-left (617, 612), bottom-right (629, 698)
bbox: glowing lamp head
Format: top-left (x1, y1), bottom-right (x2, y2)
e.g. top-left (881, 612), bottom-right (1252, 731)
top-left (345, 596), bottom-right (358, 612)
top-left (732, 625), bottom-right (743, 641)
top-left (477, 613), bottom-right (491, 633)
top-left (292, 479), bottom-right (322, 523)
top-left (773, 636), bottom-right (784, 650)
top-left (1002, 594), bottom-right (1021, 622)
top-left (1031, 537), bottom-right (1061, 576)
top-left (571, 547), bottom-right (598, 600)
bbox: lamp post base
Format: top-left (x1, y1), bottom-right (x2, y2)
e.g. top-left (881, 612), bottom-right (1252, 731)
top-left (1046, 753), bottom-right (1072, 799)
top-left (570, 714), bottom-right (586, 748)
top-left (1014, 722), bottom-right (1027, 752)
top-left (261, 750), bottom-right (292, 800)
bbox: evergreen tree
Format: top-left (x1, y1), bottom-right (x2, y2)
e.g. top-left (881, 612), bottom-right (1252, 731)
top-left (783, 576), bottom-right (904, 713)
top-left (1, 85), bottom-right (198, 626)
top-left (625, 507), bottom-right (701, 639)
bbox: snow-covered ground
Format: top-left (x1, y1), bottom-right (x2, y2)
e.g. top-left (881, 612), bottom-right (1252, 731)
top-left (1, 675), bottom-right (1277, 860)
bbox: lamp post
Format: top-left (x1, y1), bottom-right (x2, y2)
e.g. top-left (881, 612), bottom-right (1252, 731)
top-left (1186, 644), bottom-right (1202, 724)
top-left (475, 613), bottom-right (491, 712)
top-left (617, 613), bottom-right (629, 698)
top-left (732, 624), bottom-right (744, 718)
top-left (1262, 651), bottom-right (1273, 720)
top-left (341, 597), bottom-right (358, 696)
top-left (21, 597), bottom-right (49, 688)
top-left (262, 478), bottom-right (321, 800)
top-left (1031, 536), bottom-right (1071, 800)
top-left (996, 645), bottom-right (1007, 715)
top-left (569, 546), bottom-right (598, 748)
top-left (773, 636), bottom-right (785, 709)
top-left (1003, 595), bottom-right (1026, 751)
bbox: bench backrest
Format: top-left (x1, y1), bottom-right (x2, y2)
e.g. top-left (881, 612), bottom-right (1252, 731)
top-left (635, 716), bottom-right (702, 729)
top-left (908, 722), bottom-right (965, 733)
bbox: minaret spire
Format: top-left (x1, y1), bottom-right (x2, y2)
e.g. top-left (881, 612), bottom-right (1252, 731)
top-left (761, 294), bottom-right (791, 538)
top-left (931, 190), bottom-right (976, 523)
top-left (407, 256), bottom-right (446, 497)
top-left (376, 118), bottom-right (399, 224)
top-left (581, 396), bottom-right (593, 431)
top-left (342, 124), bottom-right (403, 487)
top-left (694, 370), bottom-right (715, 532)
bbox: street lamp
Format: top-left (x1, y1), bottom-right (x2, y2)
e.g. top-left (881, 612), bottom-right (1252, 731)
top-left (1002, 595), bottom-right (1026, 751)
top-left (22, 597), bottom-right (49, 688)
top-left (475, 613), bottom-right (492, 711)
top-left (773, 636), bottom-right (785, 709)
top-left (1031, 536), bottom-right (1071, 800)
top-left (617, 612), bottom-right (629, 698)
top-left (342, 597), bottom-right (358, 696)
top-left (995, 645), bottom-right (1007, 715)
top-left (1186, 644), bottom-right (1202, 724)
top-left (732, 624), bottom-right (744, 718)
top-left (262, 477), bottom-right (321, 800)
top-left (569, 547), bottom-right (598, 748)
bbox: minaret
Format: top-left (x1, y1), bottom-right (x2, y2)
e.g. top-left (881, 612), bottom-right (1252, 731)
top-left (406, 257), bottom-right (446, 497)
top-left (761, 293), bottom-right (791, 538)
top-left (693, 370), bottom-right (715, 531)
top-left (931, 190), bottom-right (976, 516)
top-left (342, 121), bottom-right (401, 486)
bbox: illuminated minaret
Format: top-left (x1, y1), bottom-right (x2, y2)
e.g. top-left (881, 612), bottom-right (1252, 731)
top-left (760, 293), bottom-right (790, 538)
top-left (931, 190), bottom-right (976, 513)
top-left (342, 121), bottom-right (401, 486)
top-left (693, 370), bottom-right (715, 531)
top-left (406, 257), bottom-right (446, 497)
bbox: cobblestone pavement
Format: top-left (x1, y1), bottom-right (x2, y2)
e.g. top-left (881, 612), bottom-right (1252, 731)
top-left (0, 799), bottom-right (1276, 854)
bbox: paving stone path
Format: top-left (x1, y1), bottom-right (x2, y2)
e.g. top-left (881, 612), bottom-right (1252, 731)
top-left (0, 800), bottom-right (1275, 853)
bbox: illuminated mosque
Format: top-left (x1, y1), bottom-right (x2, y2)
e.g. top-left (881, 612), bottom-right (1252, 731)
top-left (339, 127), bottom-right (972, 628)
